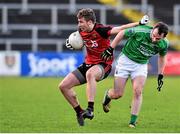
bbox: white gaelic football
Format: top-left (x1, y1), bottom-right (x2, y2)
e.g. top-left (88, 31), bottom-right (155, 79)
top-left (68, 31), bottom-right (84, 49)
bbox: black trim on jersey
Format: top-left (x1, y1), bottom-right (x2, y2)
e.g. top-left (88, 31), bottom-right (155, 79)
top-left (95, 23), bottom-right (112, 39)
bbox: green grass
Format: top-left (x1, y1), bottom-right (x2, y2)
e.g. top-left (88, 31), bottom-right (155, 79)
top-left (0, 76), bottom-right (180, 132)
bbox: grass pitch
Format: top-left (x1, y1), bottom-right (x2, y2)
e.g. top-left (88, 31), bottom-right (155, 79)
top-left (0, 76), bottom-right (180, 133)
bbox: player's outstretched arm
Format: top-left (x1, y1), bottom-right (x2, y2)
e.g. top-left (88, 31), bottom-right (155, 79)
top-left (158, 55), bottom-right (166, 75)
top-left (111, 30), bottom-right (125, 49)
top-left (101, 30), bottom-right (125, 61)
top-left (110, 15), bottom-right (149, 35)
top-left (157, 55), bottom-right (166, 91)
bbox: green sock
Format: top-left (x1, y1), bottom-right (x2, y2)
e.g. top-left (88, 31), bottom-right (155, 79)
top-left (129, 114), bottom-right (138, 124)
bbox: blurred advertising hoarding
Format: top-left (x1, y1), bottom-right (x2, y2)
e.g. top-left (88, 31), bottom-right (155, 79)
top-left (21, 52), bottom-right (84, 77)
top-left (0, 51), bottom-right (179, 76)
top-left (0, 51), bottom-right (21, 76)
top-left (164, 52), bottom-right (180, 75)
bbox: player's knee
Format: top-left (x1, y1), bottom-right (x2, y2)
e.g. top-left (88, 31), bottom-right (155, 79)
top-left (134, 88), bottom-right (142, 97)
top-left (58, 82), bottom-right (66, 93)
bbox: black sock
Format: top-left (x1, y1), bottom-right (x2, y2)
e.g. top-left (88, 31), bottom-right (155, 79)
top-left (74, 105), bottom-right (83, 115)
top-left (104, 94), bottom-right (111, 105)
top-left (88, 101), bottom-right (94, 111)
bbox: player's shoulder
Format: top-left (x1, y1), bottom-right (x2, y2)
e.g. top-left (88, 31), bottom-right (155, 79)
top-left (125, 25), bottom-right (152, 35)
top-left (159, 38), bottom-right (169, 48)
top-left (95, 23), bottom-right (103, 27)
top-left (95, 23), bottom-right (112, 29)
top-left (163, 38), bottom-right (169, 44)
top-left (94, 23), bottom-right (112, 38)
top-left (136, 25), bottom-right (152, 29)
top-left (133, 25), bottom-right (152, 33)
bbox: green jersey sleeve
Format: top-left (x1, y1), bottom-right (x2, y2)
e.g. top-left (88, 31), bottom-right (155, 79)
top-left (124, 27), bottom-right (136, 38)
top-left (124, 25), bottom-right (151, 38)
top-left (159, 38), bottom-right (169, 56)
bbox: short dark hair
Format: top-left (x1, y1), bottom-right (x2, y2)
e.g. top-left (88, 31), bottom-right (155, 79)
top-left (77, 8), bottom-right (96, 23)
top-left (153, 22), bottom-right (169, 37)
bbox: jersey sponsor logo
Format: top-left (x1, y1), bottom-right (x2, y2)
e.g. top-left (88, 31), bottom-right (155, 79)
top-left (141, 41), bottom-right (157, 48)
top-left (137, 45), bottom-right (156, 57)
top-left (84, 40), bottom-right (98, 48)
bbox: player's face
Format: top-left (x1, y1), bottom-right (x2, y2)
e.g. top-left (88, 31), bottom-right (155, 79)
top-left (77, 17), bottom-right (92, 32)
top-left (151, 28), bottom-right (164, 43)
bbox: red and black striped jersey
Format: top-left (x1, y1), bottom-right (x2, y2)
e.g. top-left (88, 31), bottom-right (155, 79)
top-left (80, 23), bottom-right (113, 65)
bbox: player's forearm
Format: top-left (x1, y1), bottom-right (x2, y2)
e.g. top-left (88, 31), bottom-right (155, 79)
top-left (158, 55), bottom-right (166, 74)
top-left (111, 22), bottom-right (138, 34)
top-left (111, 30), bottom-right (124, 49)
top-left (119, 22), bottom-right (139, 30)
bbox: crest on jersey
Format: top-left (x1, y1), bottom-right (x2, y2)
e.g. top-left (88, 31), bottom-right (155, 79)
top-left (92, 34), bottom-right (97, 38)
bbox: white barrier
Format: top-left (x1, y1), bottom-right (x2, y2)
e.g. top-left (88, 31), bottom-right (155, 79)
top-left (0, 51), bottom-right (21, 76)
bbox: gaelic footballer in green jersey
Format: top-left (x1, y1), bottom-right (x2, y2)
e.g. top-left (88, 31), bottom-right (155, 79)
top-left (123, 25), bottom-right (169, 64)
top-left (101, 22), bottom-right (169, 128)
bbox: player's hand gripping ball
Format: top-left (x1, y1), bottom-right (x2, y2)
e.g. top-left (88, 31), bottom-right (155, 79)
top-left (139, 15), bottom-right (149, 25)
top-left (66, 31), bottom-right (84, 50)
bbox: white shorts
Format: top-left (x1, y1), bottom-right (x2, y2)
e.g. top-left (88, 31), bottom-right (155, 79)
top-left (114, 54), bottom-right (148, 79)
